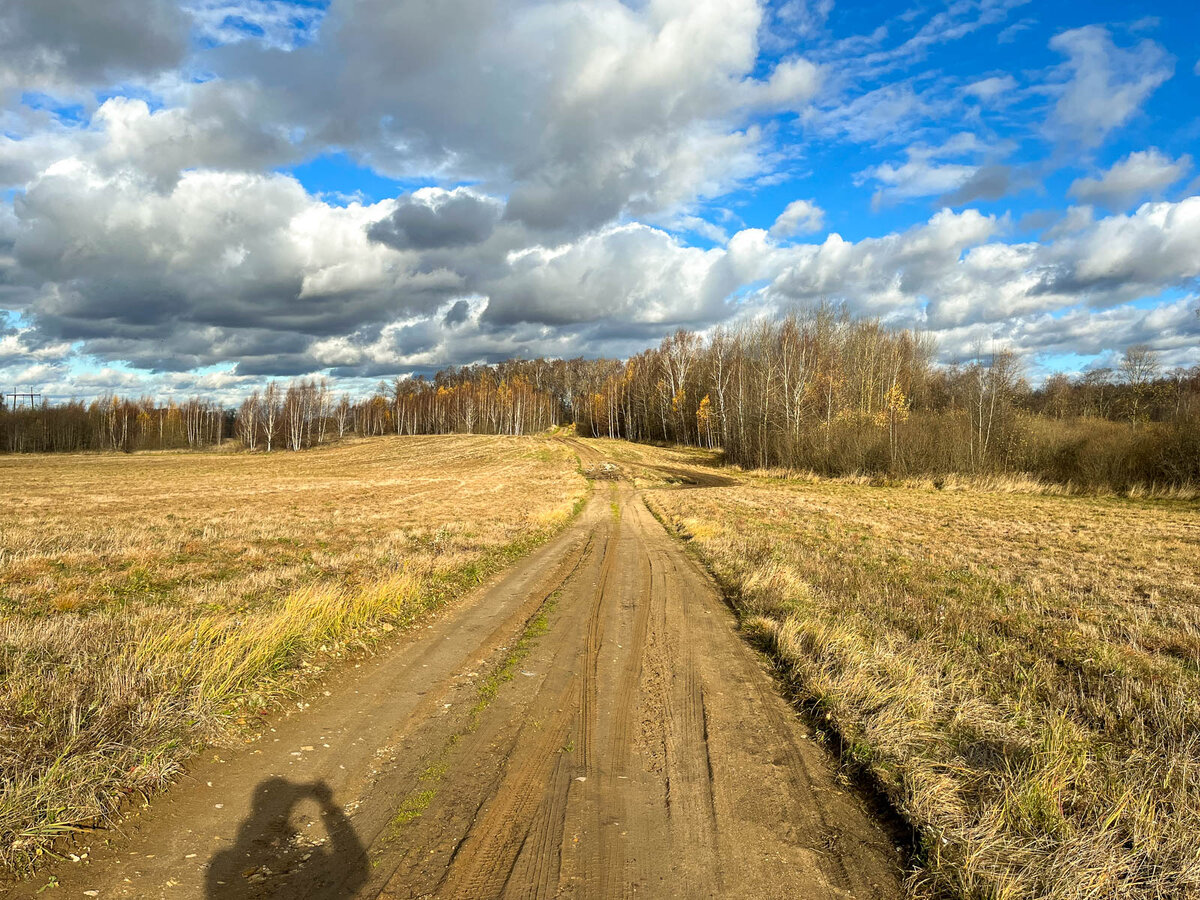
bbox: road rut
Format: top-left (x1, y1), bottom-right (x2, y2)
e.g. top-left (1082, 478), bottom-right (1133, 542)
top-left (7, 443), bottom-right (904, 899)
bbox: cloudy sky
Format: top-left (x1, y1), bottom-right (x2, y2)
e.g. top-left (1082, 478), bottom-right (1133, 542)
top-left (1, 0), bottom-right (1198, 401)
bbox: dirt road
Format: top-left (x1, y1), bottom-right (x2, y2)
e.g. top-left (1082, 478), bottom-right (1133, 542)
top-left (8, 443), bottom-right (904, 899)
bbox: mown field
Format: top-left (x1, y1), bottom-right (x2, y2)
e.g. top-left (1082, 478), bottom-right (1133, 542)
top-left (0, 436), bottom-right (586, 874)
top-left (608, 440), bottom-right (1200, 899)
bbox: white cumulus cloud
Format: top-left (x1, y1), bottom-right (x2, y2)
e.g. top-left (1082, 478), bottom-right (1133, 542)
top-left (1068, 149), bottom-right (1191, 209)
top-left (769, 200), bottom-right (825, 237)
top-left (1047, 26), bottom-right (1174, 147)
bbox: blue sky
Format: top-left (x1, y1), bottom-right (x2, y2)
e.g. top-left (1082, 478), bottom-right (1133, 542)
top-left (1, 0), bottom-right (1198, 401)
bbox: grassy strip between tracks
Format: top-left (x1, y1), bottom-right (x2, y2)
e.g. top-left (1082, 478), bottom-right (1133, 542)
top-left (387, 591), bottom-right (561, 834)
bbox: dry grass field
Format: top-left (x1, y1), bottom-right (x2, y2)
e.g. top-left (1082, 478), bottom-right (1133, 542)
top-left (0, 436), bottom-right (586, 874)
top-left (608, 440), bottom-right (1200, 899)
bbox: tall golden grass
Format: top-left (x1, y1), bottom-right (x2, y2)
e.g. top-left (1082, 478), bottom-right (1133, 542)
top-left (0, 436), bottom-right (587, 874)
top-left (628, 442), bottom-right (1200, 899)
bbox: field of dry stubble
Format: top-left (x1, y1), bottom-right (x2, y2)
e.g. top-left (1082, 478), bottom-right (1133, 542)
top-left (611, 440), bottom-right (1200, 899)
top-left (0, 436), bottom-right (586, 874)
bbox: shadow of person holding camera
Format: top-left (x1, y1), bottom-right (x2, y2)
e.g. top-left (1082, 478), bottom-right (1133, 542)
top-left (206, 777), bottom-right (368, 899)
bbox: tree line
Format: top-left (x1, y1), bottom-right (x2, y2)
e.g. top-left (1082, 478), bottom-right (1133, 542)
top-left (4, 307), bottom-right (1198, 490)
top-left (555, 309), bottom-right (1199, 489)
top-left (0, 396), bottom-right (229, 454)
top-left (0, 370), bottom-right (560, 454)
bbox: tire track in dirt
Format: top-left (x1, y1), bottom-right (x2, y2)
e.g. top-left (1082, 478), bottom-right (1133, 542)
top-left (7, 440), bottom-right (905, 900)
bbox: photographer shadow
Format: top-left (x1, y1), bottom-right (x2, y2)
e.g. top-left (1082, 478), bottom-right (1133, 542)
top-left (206, 778), bottom-right (368, 899)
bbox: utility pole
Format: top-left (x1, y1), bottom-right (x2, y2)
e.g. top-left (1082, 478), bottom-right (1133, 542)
top-left (4, 388), bottom-right (42, 408)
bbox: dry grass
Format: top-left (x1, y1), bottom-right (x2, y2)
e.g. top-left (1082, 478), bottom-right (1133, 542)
top-left (0, 436), bottom-right (586, 874)
top-left (616, 441), bottom-right (1200, 899)
top-left (749, 468), bottom-right (1200, 501)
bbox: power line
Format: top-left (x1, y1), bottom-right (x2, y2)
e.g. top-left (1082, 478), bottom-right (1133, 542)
top-left (4, 388), bottom-right (42, 409)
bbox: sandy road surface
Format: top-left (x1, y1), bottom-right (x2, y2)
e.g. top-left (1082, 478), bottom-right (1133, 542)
top-left (8, 442), bottom-right (904, 899)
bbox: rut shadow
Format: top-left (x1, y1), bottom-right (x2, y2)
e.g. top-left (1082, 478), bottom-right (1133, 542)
top-left (206, 778), bottom-right (368, 899)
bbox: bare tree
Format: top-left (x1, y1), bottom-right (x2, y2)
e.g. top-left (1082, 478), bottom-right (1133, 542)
top-left (261, 382), bottom-right (280, 452)
top-left (1120, 344), bottom-right (1160, 422)
top-left (334, 393), bottom-right (351, 438)
top-left (237, 391), bottom-right (260, 449)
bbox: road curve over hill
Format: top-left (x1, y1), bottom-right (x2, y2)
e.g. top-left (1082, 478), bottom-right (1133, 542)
top-left (8, 442), bottom-right (904, 899)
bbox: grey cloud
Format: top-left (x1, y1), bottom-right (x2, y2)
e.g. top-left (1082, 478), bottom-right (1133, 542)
top-left (6, 141), bottom-right (1200, 383)
top-left (442, 300), bottom-right (471, 327)
top-left (0, 328), bottom-right (61, 368)
top-left (95, 84), bottom-right (300, 185)
top-left (0, 0), bottom-right (796, 232)
top-left (504, 175), bottom-right (628, 235)
top-left (8, 163), bottom-right (454, 369)
top-left (1012, 301), bottom-right (1200, 357)
top-left (1016, 209), bottom-right (1060, 232)
top-left (326, 363), bottom-right (418, 380)
top-left (1042, 198), bottom-right (1200, 302)
top-left (216, 0), bottom-right (799, 231)
top-left (1, 84), bottom-right (303, 193)
top-left (860, 135), bottom-right (1021, 208)
top-left (233, 354), bottom-right (328, 377)
top-left (378, 320), bottom-right (443, 357)
top-left (368, 190), bottom-right (503, 250)
top-left (0, 0), bottom-right (189, 99)
top-left (942, 165), bottom-right (1016, 205)
top-left (80, 327), bottom-right (316, 373)
top-left (0, 203), bottom-right (35, 308)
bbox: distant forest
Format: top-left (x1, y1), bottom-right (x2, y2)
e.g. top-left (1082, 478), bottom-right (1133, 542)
top-left (4, 307), bottom-right (1198, 491)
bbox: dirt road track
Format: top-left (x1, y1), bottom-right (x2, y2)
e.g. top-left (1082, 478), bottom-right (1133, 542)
top-left (7, 442), bottom-right (904, 899)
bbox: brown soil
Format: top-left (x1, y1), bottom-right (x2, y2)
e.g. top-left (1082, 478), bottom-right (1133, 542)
top-left (6, 442), bottom-right (904, 899)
